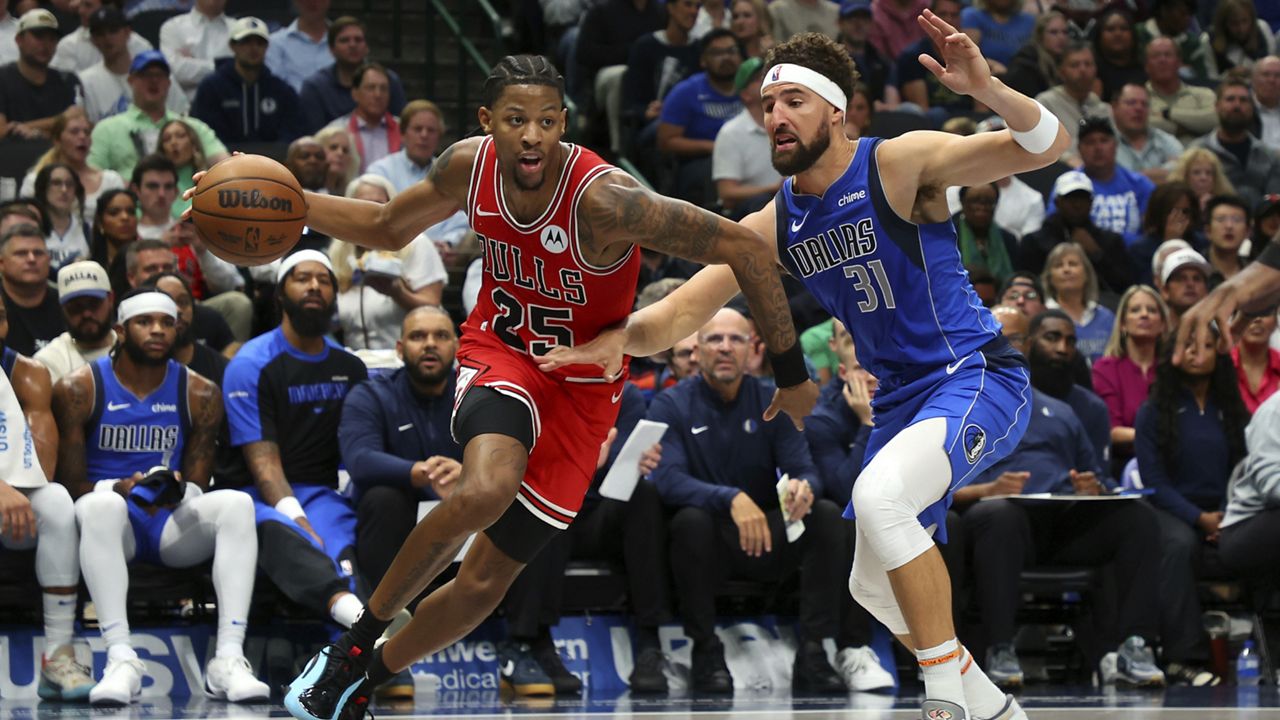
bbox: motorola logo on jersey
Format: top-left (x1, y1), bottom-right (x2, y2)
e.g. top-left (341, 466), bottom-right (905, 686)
top-left (480, 233), bottom-right (587, 306)
top-left (98, 424), bottom-right (180, 454)
top-left (540, 225), bottom-right (569, 254)
top-left (786, 217), bottom-right (879, 278)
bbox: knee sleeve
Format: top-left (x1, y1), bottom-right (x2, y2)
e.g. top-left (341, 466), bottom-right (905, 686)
top-left (211, 490), bottom-right (255, 534)
top-left (28, 484), bottom-right (78, 587)
top-left (849, 559), bottom-right (909, 636)
top-left (75, 491), bottom-right (129, 541)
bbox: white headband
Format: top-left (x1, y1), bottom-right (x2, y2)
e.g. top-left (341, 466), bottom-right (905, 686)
top-left (118, 292), bottom-right (177, 323)
top-left (277, 249), bottom-right (335, 283)
top-left (760, 63), bottom-right (847, 111)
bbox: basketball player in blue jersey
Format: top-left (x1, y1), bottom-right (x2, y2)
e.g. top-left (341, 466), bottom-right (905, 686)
top-left (51, 290), bottom-right (269, 707)
top-left (539, 15), bottom-right (1081, 719)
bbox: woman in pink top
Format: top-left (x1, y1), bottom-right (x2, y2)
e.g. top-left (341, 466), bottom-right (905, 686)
top-left (1231, 313), bottom-right (1280, 414)
top-left (1092, 285), bottom-right (1171, 463)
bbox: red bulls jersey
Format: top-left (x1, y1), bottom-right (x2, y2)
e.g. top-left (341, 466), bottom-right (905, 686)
top-left (462, 136), bottom-right (640, 380)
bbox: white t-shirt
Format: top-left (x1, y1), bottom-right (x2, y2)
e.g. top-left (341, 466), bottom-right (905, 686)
top-left (34, 330), bottom-right (116, 384)
top-left (45, 219), bottom-right (90, 272)
top-left (51, 27), bottom-right (153, 73)
top-left (20, 169), bottom-right (125, 222)
top-left (77, 61), bottom-right (190, 123)
top-left (0, 15), bottom-right (16, 67)
top-left (336, 233), bottom-right (448, 350)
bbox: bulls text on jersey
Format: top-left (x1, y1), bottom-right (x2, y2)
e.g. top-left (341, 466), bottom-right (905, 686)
top-left (480, 233), bottom-right (588, 306)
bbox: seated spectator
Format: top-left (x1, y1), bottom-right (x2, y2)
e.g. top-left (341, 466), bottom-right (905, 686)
top-left (315, 125), bottom-right (360, 196)
top-left (329, 175), bottom-right (446, 350)
top-left (1144, 38), bottom-right (1217, 145)
top-left (730, 0), bottom-right (774, 60)
top-left (221, 251), bottom-right (369, 629)
top-left (0, 10), bottom-right (84, 140)
top-left (1170, 146), bottom-right (1237, 213)
top-left (1128, 182), bottom-right (1204, 285)
top-left (298, 17), bottom-right (406, 134)
top-left (845, 82), bottom-right (874, 139)
top-left (1157, 246), bottom-right (1211, 326)
top-left (800, 317), bottom-right (836, 384)
top-left (1219, 392), bottom-right (1280, 586)
top-left (575, 0), bottom-right (665, 154)
top-left (956, 305), bottom-right (1164, 688)
top-left (998, 272), bottom-right (1046, 318)
top-left (0, 307), bottom-right (88, 703)
top-left (265, 0), bottom-right (332, 93)
top-left (0, 200), bottom-right (47, 237)
top-left (1254, 57), bottom-right (1280, 151)
top-left (1252, 194), bottom-right (1280, 256)
top-left (1091, 8), bottom-right (1145, 103)
top-left (1021, 171), bottom-right (1132, 296)
top-left (838, 2), bottom-right (891, 106)
top-left (160, 219), bottom-right (250, 342)
top-left (21, 108), bottom-right (126, 219)
top-left (1026, 309), bottom-right (1112, 464)
top-left (286, 135), bottom-right (328, 192)
top-left (622, 0), bottom-right (700, 154)
top-left (34, 163), bottom-right (92, 273)
top-left (773, 0), bottom-right (840, 43)
top-left (1035, 43), bottom-right (1111, 158)
top-left (158, 0), bottom-right (232, 101)
top-left (367, 100), bottom-right (444, 192)
top-left (326, 62), bottom-right (399, 171)
top-left (1202, 195), bottom-right (1252, 287)
top-left (130, 153), bottom-right (176, 241)
top-left (191, 17), bottom-right (302, 144)
top-left (1201, 0), bottom-right (1275, 80)
top-left (76, 6), bottom-right (189, 123)
top-left (1113, 84), bottom-right (1182, 183)
top-left (657, 29), bottom-right (744, 208)
top-left (896, 0), bottom-right (972, 126)
top-left (88, 188), bottom-right (138, 290)
top-left (712, 58), bottom-right (781, 218)
top-left (88, 50), bottom-right (228, 180)
top-left (946, 143), bottom-right (1045, 239)
top-left (960, 0), bottom-right (1034, 70)
top-left (1138, 0), bottom-right (1208, 79)
top-left (1001, 10), bottom-right (1067, 100)
top-left (53, 289), bottom-right (268, 706)
top-left (1059, 117), bottom-right (1153, 240)
top-left (801, 319), bottom-right (897, 692)
top-left (955, 183), bottom-right (1017, 287)
top-left (0, 225), bottom-right (66, 356)
top-left (51, 0), bottom-right (152, 73)
top-left (1232, 312), bottom-right (1280, 413)
top-left (1190, 77), bottom-right (1280, 209)
top-left (114, 238), bottom-right (237, 353)
top-left (648, 308), bottom-right (847, 694)
top-left (1040, 242), bottom-right (1116, 362)
top-left (1135, 326), bottom-right (1248, 685)
top-left (1092, 285), bottom-right (1170, 465)
top-left (159, 118), bottom-right (209, 218)
top-left (34, 261), bottom-right (115, 382)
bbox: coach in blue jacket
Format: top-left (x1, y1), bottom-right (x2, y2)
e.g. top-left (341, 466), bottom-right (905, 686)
top-left (339, 306), bottom-right (462, 591)
top-left (191, 17), bottom-right (303, 144)
top-left (647, 307), bottom-right (846, 695)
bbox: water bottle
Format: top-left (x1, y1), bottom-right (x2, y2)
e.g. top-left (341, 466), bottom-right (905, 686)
top-left (1237, 639), bottom-right (1261, 686)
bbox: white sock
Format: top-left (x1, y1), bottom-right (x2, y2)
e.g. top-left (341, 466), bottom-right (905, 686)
top-left (42, 592), bottom-right (76, 653)
top-left (330, 593), bottom-right (363, 628)
top-left (107, 643), bottom-right (138, 663)
top-left (916, 638), bottom-right (967, 714)
top-left (960, 645), bottom-right (1008, 718)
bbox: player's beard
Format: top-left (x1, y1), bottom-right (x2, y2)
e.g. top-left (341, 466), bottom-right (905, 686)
top-left (1028, 345), bottom-right (1074, 399)
top-left (122, 339), bottom-right (170, 367)
top-left (772, 121), bottom-right (831, 176)
top-left (281, 294), bottom-right (335, 338)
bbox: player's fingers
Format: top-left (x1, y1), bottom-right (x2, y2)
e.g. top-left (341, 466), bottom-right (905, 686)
top-left (763, 394), bottom-right (781, 422)
top-left (1217, 306), bottom-right (1238, 352)
top-left (918, 54), bottom-right (946, 79)
top-left (19, 507), bottom-right (34, 542)
top-left (761, 519), bottom-right (773, 554)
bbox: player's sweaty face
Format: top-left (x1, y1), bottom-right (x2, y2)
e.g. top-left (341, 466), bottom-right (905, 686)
top-left (485, 84), bottom-right (566, 192)
top-left (763, 83), bottom-right (834, 175)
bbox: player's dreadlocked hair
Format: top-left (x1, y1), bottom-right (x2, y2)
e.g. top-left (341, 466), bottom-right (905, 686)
top-left (763, 33), bottom-right (860, 103)
top-left (482, 55), bottom-right (565, 109)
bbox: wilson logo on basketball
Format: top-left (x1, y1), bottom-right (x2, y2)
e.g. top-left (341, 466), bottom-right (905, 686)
top-left (217, 189), bottom-right (295, 213)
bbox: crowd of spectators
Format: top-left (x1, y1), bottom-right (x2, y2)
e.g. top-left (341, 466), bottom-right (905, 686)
top-left (2, 0), bottom-right (1280, 704)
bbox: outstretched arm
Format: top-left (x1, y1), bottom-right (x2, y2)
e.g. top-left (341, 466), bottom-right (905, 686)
top-left (1174, 249), bottom-right (1280, 364)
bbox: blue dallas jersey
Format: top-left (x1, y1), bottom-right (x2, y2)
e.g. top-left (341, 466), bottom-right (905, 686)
top-left (775, 137), bottom-right (1003, 405)
top-left (84, 356), bottom-right (189, 482)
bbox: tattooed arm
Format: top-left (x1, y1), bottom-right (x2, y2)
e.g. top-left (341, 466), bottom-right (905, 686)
top-left (300, 137), bottom-right (481, 251)
top-left (11, 356), bottom-right (56, 480)
top-left (51, 369), bottom-right (94, 498)
top-left (181, 372), bottom-right (223, 491)
top-left (243, 439), bottom-right (325, 544)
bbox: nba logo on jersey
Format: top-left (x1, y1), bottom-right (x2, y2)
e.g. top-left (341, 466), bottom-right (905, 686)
top-left (540, 225), bottom-right (569, 254)
top-left (963, 424), bottom-right (986, 464)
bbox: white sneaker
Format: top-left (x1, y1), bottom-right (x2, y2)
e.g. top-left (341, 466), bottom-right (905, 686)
top-left (836, 646), bottom-right (896, 692)
top-left (89, 657), bottom-right (145, 706)
top-left (205, 655), bottom-right (270, 703)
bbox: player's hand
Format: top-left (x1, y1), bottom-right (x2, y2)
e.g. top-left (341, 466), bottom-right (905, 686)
top-left (986, 471), bottom-right (1028, 497)
top-left (595, 427), bottom-right (618, 471)
top-left (0, 482), bottom-right (35, 543)
top-left (842, 378), bottom-right (873, 426)
top-left (730, 491), bottom-right (772, 557)
top-left (1174, 284), bottom-right (1245, 364)
top-left (917, 8), bottom-right (992, 97)
top-left (764, 380), bottom-right (820, 430)
top-left (112, 471), bottom-right (144, 501)
top-left (295, 516), bottom-right (325, 548)
top-left (534, 323), bottom-right (627, 380)
top-left (424, 456), bottom-right (462, 499)
top-left (181, 152), bottom-right (246, 207)
top-left (1197, 511), bottom-right (1223, 543)
top-left (638, 442), bottom-right (662, 476)
top-left (784, 477), bottom-right (814, 522)
top-left (1069, 469), bottom-right (1103, 496)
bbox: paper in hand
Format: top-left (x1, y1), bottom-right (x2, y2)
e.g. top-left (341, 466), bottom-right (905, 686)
top-left (599, 420), bottom-right (669, 501)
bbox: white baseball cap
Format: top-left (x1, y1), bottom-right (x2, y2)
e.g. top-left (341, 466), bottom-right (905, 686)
top-left (1160, 247), bottom-right (1212, 286)
top-left (1052, 171), bottom-right (1094, 199)
top-left (230, 16), bottom-right (269, 43)
top-left (56, 261), bottom-right (111, 304)
top-left (18, 8), bottom-right (57, 34)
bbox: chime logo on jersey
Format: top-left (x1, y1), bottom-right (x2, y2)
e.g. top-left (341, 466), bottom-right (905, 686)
top-left (540, 225), bottom-right (568, 254)
top-left (97, 423), bottom-right (180, 453)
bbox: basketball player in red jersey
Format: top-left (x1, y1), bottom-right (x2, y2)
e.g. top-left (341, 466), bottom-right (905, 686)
top-left (266, 55), bottom-right (817, 720)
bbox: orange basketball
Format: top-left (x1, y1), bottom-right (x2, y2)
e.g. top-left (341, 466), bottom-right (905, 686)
top-left (190, 155), bottom-right (308, 266)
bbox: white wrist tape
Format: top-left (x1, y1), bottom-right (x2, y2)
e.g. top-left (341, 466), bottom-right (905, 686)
top-left (1010, 101), bottom-right (1058, 155)
top-left (275, 496), bottom-right (307, 521)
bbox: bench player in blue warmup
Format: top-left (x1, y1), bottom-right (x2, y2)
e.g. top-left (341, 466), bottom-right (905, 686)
top-left (540, 14), bottom-right (1092, 720)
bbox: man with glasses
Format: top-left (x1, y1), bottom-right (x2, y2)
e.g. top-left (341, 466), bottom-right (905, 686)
top-left (1203, 196), bottom-right (1252, 288)
top-left (646, 307), bottom-right (847, 694)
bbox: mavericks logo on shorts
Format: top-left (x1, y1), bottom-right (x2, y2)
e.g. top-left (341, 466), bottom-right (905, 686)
top-left (962, 424), bottom-right (986, 465)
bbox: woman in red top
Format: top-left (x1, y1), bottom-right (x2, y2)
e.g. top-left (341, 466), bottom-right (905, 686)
top-left (1093, 285), bottom-right (1171, 465)
top-left (1231, 313), bottom-right (1280, 414)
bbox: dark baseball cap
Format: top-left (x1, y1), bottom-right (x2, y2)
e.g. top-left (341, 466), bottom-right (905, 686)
top-left (1078, 115), bottom-right (1116, 140)
top-left (88, 6), bottom-right (127, 34)
top-left (840, 0), bottom-right (872, 17)
top-left (129, 49), bottom-right (170, 75)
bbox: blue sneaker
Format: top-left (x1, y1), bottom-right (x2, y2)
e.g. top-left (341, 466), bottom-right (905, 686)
top-left (498, 642), bottom-right (555, 696)
top-left (284, 645), bottom-right (370, 720)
